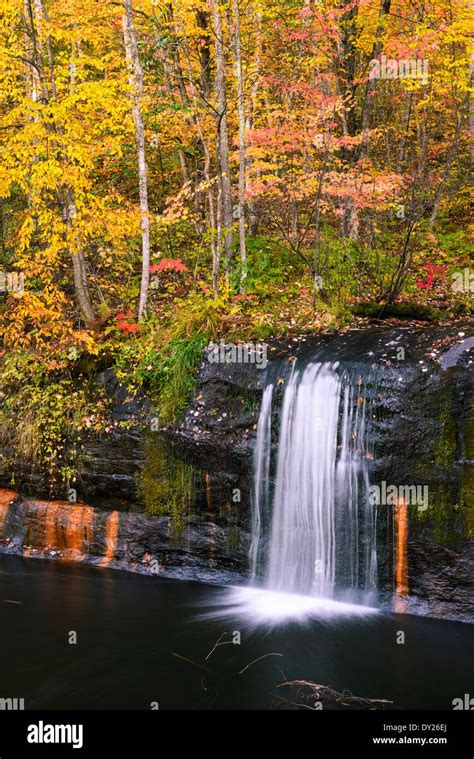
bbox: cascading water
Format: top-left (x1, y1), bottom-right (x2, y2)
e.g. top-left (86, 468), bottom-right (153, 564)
top-left (202, 359), bottom-right (379, 625)
top-left (251, 361), bottom-right (377, 607)
top-left (249, 384), bottom-right (273, 581)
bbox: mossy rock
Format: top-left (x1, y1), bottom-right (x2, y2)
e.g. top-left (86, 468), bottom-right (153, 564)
top-left (140, 434), bottom-right (194, 537)
top-left (351, 301), bottom-right (442, 321)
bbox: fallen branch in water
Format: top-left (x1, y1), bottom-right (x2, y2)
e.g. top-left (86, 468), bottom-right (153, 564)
top-left (276, 680), bottom-right (393, 710)
top-left (171, 646), bottom-right (391, 710)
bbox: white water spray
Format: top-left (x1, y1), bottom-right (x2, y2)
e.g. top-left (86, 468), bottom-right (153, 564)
top-left (251, 361), bottom-right (377, 606)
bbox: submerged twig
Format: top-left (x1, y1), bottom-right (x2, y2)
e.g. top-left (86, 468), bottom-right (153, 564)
top-left (238, 653), bottom-right (283, 675)
top-left (171, 652), bottom-right (212, 673)
top-left (205, 632), bottom-right (234, 660)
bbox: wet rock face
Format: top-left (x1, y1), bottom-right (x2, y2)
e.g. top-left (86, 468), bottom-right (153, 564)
top-left (403, 540), bottom-right (474, 623)
top-left (169, 358), bottom-right (262, 473)
top-left (0, 323), bottom-right (472, 622)
top-left (173, 325), bottom-right (473, 621)
top-left (0, 491), bottom-right (249, 585)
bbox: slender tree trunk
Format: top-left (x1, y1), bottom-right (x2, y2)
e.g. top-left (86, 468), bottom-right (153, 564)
top-left (70, 253), bottom-right (95, 321)
top-left (24, 0), bottom-right (38, 102)
top-left (311, 156), bottom-right (329, 307)
top-left (233, 0), bottom-right (247, 292)
top-left (429, 115), bottom-right (462, 228)
top-left (209, 0), bottom-right (234, 276)
top-left (161, 49), bottom-right (194, 196)
top-left (397, 92), bottom-right (413, 173)
top-left (64, 35), bottom-right (94, 321)
top-left (66, 195), bottom-right (95, 322)
top-left (28, 0), bottom-right (49, 100)
top-left (193, 98), bottom-right (220, 295)
top-left (245, 9), bottom-right (262, 237)
top-left (383, 220), bottom-right (417, 303)
top-left (360, 0), bottom-right (391, 157)
top-left (24, 0), bottom-right (39, 237)
top-left (216, 179), bottom-right (223, 295)
top-left (336, 0), bottom-right (359, 240)
top-left (196, 9), bottom-right (212, 99)
top-left (33, 0), bottom-right (56, 99)
top-left (26, 0), bottom-right (95, 322)
top-left (179, 34), bottom-right (221, 294)
top-left (163, 15), bottom-right (205, 235)
top-left (122, 0), bottom-right (150, 321)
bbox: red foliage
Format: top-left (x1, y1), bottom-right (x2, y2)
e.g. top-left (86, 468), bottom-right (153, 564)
top-left (233, 294), bottom-right (254, 302)
top-left (115, 311), bottom-right (140, 334)
top-left (150, 258), bottom-right (188, 273)
top-left (116, 311), bottom-right (134, 320)
top-left (415, 263), bottom-right (448, 290)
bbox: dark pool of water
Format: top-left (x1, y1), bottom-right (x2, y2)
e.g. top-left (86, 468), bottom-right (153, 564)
top-left (0, 555), bottom-right (472, 710)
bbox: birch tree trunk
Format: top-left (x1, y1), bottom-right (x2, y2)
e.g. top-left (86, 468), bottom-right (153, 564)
top-left (245, 9), bottom-right (262, 238)
top-left (233, 0), bottom-right (247, 292)
top-left (208, 0), bottom-right (234, 276)
top-left (122, 0), bottom-right (150, 321)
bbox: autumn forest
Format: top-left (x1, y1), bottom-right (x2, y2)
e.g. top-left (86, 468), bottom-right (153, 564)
top-left (0, 0), bottom-right (472, 464)
top-left (0, 0), bottom-right (473, 726)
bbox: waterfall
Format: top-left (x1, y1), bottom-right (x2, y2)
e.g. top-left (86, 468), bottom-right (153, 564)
top-left (251, 361), bottom-right (377, 606)
top-left (250, 384), bottom-right (273, 580)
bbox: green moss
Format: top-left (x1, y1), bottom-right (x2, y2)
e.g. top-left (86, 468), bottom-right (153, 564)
top-left (141, 434), bottom-right (194, 537)
top-left (416, 484), bottom-right (467, 549)
top-left (460, 466), bottom-right (474, 540)
top-left (411, 386), bottom-right (472, 548)
top-left (461, 410), bottom-right (474, 539)
top-left (218, 501), bottom-right (240, 553)
top-left (351, 301), bottom-right (442, 321)
top-left (242, 396), bottom-right (259, 412)
top-left (433, 397), bottom-right (457, 466)
top-left (411, 384), bottom-right (456, 475)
